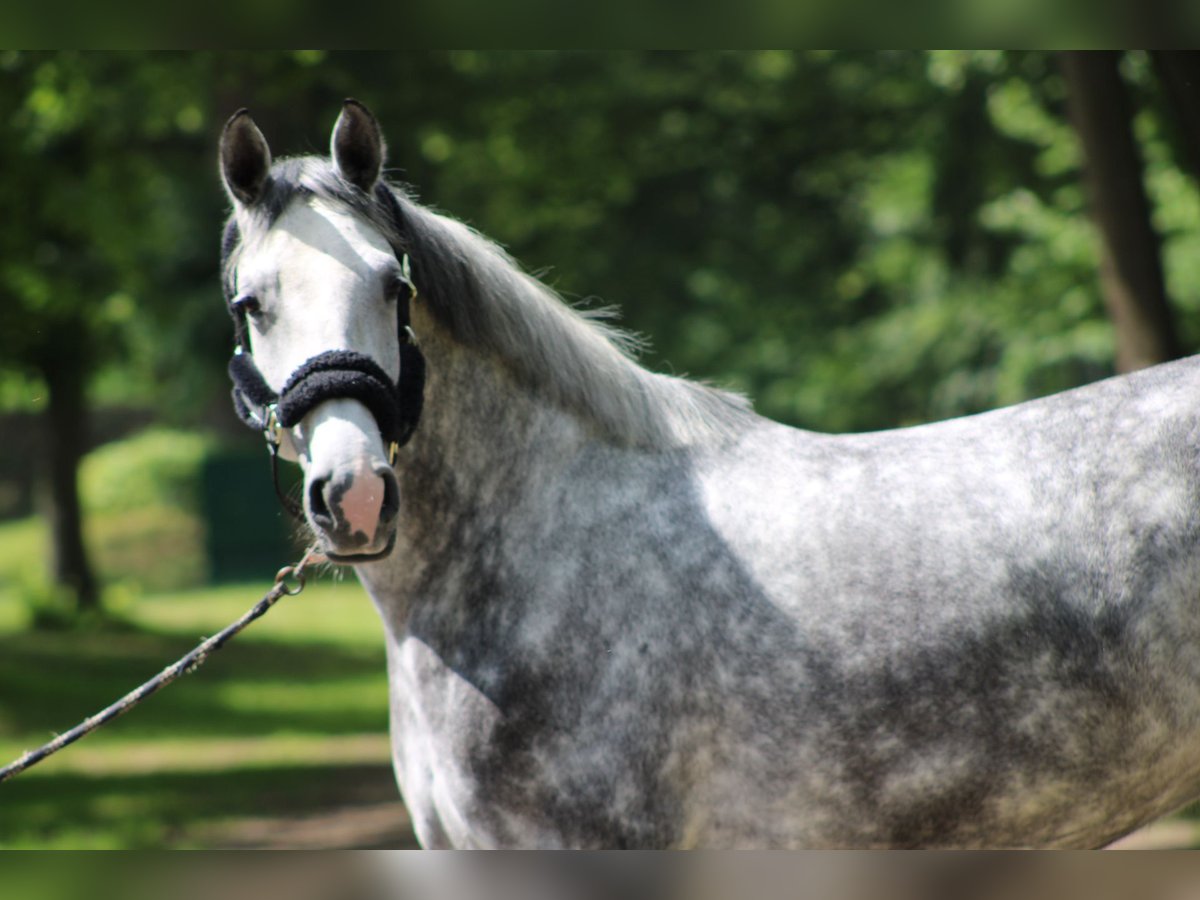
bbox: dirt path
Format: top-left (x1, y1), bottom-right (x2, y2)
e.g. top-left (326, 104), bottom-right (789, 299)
top-left (205, 801), bottom-right (418, 849)
top-left (1106, 818), bottom-right (1200, 850)
top-left (193, 763), bottom-right (419, 849)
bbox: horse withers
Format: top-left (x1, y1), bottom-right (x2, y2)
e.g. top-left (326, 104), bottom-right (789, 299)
top-left (219, 100), bottom-right (1200, 848)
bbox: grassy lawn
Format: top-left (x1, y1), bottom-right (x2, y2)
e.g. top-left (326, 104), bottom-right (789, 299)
top-left (0, 555), bottom-right (415, 848)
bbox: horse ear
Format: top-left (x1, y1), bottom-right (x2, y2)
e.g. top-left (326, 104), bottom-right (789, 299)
top-left (331, 99), bottom-right (385, 192)
top-left (220, 110), bottom-right (272, 206)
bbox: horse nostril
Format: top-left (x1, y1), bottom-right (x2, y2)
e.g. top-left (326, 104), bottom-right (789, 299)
top-left (379, 471), bottom-right (399, 524)
top-left (308, 476), bottom-right (333, 525)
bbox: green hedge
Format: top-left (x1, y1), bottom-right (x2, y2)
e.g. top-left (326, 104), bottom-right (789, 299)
top-left (78, 428), bottom-right (212, 592)
top-left (80, 428), bottom-right (211, 517)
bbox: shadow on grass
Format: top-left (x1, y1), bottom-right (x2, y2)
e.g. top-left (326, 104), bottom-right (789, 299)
top-left (0, 762), bottom-right (417, 849)
top-left (0, 627), bottom-right (389, 739)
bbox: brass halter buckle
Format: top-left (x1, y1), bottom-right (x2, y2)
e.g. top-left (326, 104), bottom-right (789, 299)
top-left (264, 403), bottom-right (283, 449)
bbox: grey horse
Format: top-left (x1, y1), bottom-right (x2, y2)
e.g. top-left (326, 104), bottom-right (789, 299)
top-left (219, 100), bottom-right (1200, 848)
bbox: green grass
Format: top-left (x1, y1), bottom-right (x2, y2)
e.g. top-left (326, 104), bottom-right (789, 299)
top-left (0, 571), bottom-right (415, 848)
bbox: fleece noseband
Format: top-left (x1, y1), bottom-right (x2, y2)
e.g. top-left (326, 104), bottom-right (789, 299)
top-left (228, 343), bottom-right (424, 456)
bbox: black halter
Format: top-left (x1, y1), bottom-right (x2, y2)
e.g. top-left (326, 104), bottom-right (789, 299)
top-left (222, 221), bottom-right (426, 519)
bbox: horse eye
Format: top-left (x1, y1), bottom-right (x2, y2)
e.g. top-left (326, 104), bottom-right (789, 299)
top-left (234, 294), bottom-right (262, 318)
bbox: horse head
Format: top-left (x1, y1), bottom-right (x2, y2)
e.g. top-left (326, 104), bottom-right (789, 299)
top-left (219, 101), bottom-right (421, 563)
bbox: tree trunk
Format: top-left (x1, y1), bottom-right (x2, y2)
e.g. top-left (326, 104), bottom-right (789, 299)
top-left (1060, 51), bottom-right (1180, 373)
top-left (1150, 51), bottom-right (1200, 182)
top-left (40, 355), bottom-right (99, 613)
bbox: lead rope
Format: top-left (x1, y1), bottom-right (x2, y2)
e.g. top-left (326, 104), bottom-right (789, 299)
top-left (0, 545), bottom-right (327, 784)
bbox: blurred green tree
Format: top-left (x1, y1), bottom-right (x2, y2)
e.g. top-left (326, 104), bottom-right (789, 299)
top-left (0, 52), bottom-right (219, 612)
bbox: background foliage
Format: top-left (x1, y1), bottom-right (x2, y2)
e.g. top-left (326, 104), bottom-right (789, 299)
top-left (7, 51), bottom-right (1200, 441)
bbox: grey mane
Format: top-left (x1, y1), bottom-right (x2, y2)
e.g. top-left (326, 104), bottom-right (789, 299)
top-left (223, 156), bottom-right (755, 449)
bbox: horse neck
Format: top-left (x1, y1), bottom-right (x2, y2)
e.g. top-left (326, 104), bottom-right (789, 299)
top-left (385, 305), bottom-right (591, 570)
